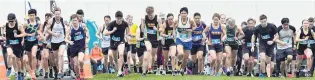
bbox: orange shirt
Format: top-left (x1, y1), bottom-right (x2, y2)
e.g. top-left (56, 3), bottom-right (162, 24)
top-left (90, 47), bottom-right (103, 60)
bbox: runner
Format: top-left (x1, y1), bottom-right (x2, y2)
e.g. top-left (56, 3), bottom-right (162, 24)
top-left (46, 7), bottom-right (67, 79)
top-left (104, 11), bottom-right (129, 77)
top-left (126, 15), bottom-right (138, 73)
top-left (174, 7), bottom-right (197, 76)
top-left (235, 21), bottom-right (247, 76)
top-left (295, 19), bottom-right (314, 78)
top-left (224, 18), bottom-right (244, 76)
top-left (275, 18), bottom-right (295, 77)
top-left (2, 13), bottom-right (26, 80)
top-left (203, 13), bottom-right (225, 76)
top-left (242, 18), bottom-right (257, 77)
top-left (23, 9), bottom-right (41, 79)
top-left (96, 15), bottom-right (111, 73)
top-left (308, 17), bottom-right (315, 77)
top-left (38, 13), bottom-right (53, 78)
top-left (192, 12), bottom-right (206, 75)
top-left (220, 14), bottom-right (228, 74)
top-left (65, 14), bottom-right (89, 79)
top-left (142, 6), bottom-right (162, 73)
top-left (137, 21), bottom-right (149, 76)
top-left (251, 14), bottom-right (277, 78)
top-left (160, 13), bottom-right (176, 75)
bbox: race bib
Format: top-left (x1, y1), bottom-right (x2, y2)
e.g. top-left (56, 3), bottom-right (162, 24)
top-left (26, 36), bottom-right (36, 41)
top-left (136, 42), bottom-right (145, 48)
top-left (147, 29), bottom-right (156, 34)
top-left (102, 36), bottom-right (111, 41)
top-left (300, 40), bottom-right (308, 44)
top-left (74, 34), bottom-right (84, 41)
top-left (211, 39), bottom-right (220, 44)
top-left (112, 36), bottom-right (120, 41)
top-left (165, 35), bottom-right (173, 39)
top-left (261, 34), bottom-right (270, 39)
top-left (38, 41), bottom-right (43, 45)
top-left (193, 35), bottom-right (202, 41)
top-left (247, 43), bottom-right (252, 47)
top-left (179, 34), bottom-right (189, 39)
top-left (309, 40), bottom-right (315, 44)
top-left (9, 40), bottom-right (19, 45)
top-left (226, 37), bottom-right (234, 41)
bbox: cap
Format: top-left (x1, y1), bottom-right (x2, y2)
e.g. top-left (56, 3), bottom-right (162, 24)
top-left (7, 13), bottom-right (16, 20)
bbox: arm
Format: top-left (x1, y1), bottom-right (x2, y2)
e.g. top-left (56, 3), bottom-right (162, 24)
top-left (104, 23), bottom-right (116, 36)
top-left (221, 25), bottom-right (227, 42)
top-left (274, 33), bottom-right (285, 45)
top-left (38, 22), bottom-right (45, 40)
top-left (295, 30), bottom-right (307, 42)
top-left (0, 25), bottom-right (5, 40)
top-left (136, 25), bottom-right (144, 41)
top-left (64, 26), bottom-right (72, 44)
top-left (46, 19), bottom-right (56, 36)
top-left (157, 18), bottom-right (164, 32)
top-left (237, 26), bottom-right (245, 40)
top-left (83, 24), bottom-right (90, 44)
top-left (160, 23), bottom-right (167, 37)
top-left (203, 26), bottom-right (210, 40)
top-left (190, 18), bottom-right (197, 31)
top-left (96, 24), bottom-right (103, 39)
top-left (251, 27), bottom-right (258, 47)
top-left (17, 24), bottom-right (26, 38)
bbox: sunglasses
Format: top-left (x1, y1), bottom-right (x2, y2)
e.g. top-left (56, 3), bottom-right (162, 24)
top-left (8, 20), bottom-right (14, 22)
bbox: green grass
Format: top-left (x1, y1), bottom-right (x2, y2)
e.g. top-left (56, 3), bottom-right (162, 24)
top-left (93, 74), bottom-right (315, 80)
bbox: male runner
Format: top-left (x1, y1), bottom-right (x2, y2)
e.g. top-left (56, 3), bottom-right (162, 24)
top-left (46, 7), bottom-right (67, 79)
top-left (275, 18), bottom-right (295, 77)
top-left (126, 15), bottom-right (138, 73)
top-left (160, 13), bottom-right (176, 75)
top-left (174, 7), bottom-right (197, 76)
top-left (242, 18), bottom-right (257, 77)
top-left (38, 13), bottom-right (53, 78)
top-left (141, 6), bottom-right (162, 73)
top-left (251, 14), bottom-right (277, 78)
top-left (235, 21), bottom-right (246, 76)
top-left (224, 18), bottom-right (244, 76)
top-left (65, 14), bottom-right (89, 79)
top-left (192, 12), bottom-right (206, 75)
top-left (96, 15), bottom-right (111, 73)
top-left (104, 11), bottom-right (129, 77)
top-left (2, 13), bottom-right (26, 80)
top-left (23, 9), bottom-right (41, 79)
top-left (137, 21), bottom-right (149, 76)
top-left (220, 14), bottom-right (228, 74)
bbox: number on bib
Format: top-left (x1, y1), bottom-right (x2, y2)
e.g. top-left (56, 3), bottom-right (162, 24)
top-left (74, 34), bottom-right (83, 41)
top-left (27, 36), bottom-right (36, 41)
top-left (247, 43), bottom-right (252, 47)
top-left (112, 36), bottom-right (121, 41)
top-left (147, 29), bottom-right (156, 34)
top-left (211, 39), bottom-right (220, 44)
top-left (193, 35), bottom-right (202, 40)
top-left (261, 34), bottom-right (270, 39)
top-left (9, 40), bottom-right (19, 45)
top-left (226, 37), bottom-right (234, 41)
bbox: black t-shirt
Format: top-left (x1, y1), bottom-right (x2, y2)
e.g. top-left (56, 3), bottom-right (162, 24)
top-left (107, 20), bottom-right (128, 42)
top-left (254, 23), bottom-right (277, 42)
top-left (243, 26), bottom-right (256, 43)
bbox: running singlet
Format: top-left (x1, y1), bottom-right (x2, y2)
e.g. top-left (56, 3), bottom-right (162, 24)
top-left (70, 25), bottom-right (86, 48)
top-left (209, 24), bottom-right (222, 45)
top-left (51, 20), bottom-right (65, 43)
top-left (129, 24), bottom-right (138, 44)
top-left (100, 25), bottom-right (110, 48)
top-left (277, 27), bottom-right (294, 49)
top-left (145, 15), bottom-right (159, 41)
top-left (225, 25), bottom-right (237, 44)
top-left (192, 23), bottom-right (205, 45)
top-left (107, 20), bottom-right (128, 42)
top-left (176, 17), bottom-right (192, 42)
top-left (164, 21), bottom-right (174, 40)
top-left (6, 22), bottom-right (22, 45)
top-left (243, 26), bottom-right (255, 47)
top-left (25, 19), bottom-right (39, 42)
top-left (299, 28), bottom-right (312, 45)
top-left (254, 23), bottom-right (277, 42)
top-left (137, 26), bottom-right (146, 48)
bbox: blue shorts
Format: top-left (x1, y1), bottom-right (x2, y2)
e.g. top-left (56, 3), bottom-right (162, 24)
top-left (176, 38), bottom-right (192, 50)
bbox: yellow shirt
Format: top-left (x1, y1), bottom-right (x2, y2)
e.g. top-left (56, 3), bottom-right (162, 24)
top-left (129, 24), bottom-right (138, 44)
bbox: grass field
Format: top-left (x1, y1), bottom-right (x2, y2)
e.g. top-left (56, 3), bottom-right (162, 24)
top-left (92, 74), bottom-right (315, 80)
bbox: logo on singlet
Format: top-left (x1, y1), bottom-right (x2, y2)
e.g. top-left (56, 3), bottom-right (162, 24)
top-left (112, 36), bottom-right (120, 41)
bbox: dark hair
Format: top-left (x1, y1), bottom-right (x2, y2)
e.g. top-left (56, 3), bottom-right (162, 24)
top-left (104, 15), bottom-right (111, 20)
top-left (259, 14), bottom-right (267, 20)
top-left (70, 14), bottom-right (78, 20)
top-left (45, 13), bottom-right (53, 17)
top-left (241, 21), bottom-right (247, 26)
top-left (179, 7), bottom-right (188, 13)
top-left (36, 17), bottom-right (40, 21)
top-left (166, 13), bottom-right (173, 18)
top-left (28, 9), bottom-right (37, 16)
top-left (76, 9), bottom-right (84, 16)
top-left (54, 7), bottom-right (61, 12)
top-left (146, 6), bottom-right (154, 14)
top-left (194, 12), bottom-right (201, 17)
top-left (212, 13), bottom-right (221, 19)
top-left (308, 17), bottom-right (314, 22)
top-left (281, 18), bottom-right (289, 24)
top-left (247, 18), bottom-right (256, 23)
top-left (115, 11), bottom-right (123, 17)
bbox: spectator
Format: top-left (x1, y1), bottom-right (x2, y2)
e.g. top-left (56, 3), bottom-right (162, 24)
top-left (90, 42), bottom-right (103, 75)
